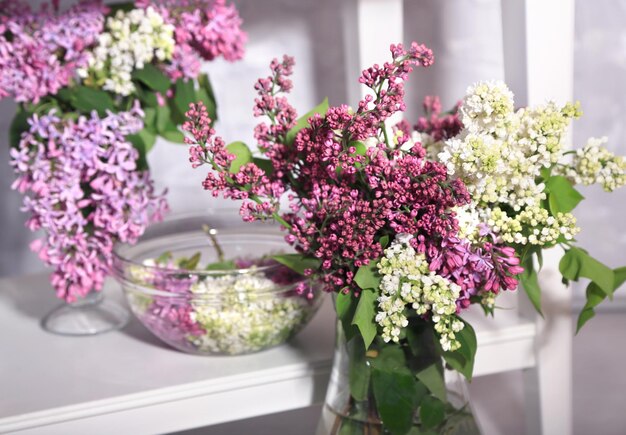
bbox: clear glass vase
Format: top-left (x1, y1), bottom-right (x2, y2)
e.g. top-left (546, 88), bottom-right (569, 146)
top-left (317, 319), bottom-right (482, 434)
top-left (41, 291), bottom-right (130, 336)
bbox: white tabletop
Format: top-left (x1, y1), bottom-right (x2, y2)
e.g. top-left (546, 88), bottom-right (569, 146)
top-left (0, 273), bottom-right (335, 434)
top-left (0, 273), bottom-right (535, 435)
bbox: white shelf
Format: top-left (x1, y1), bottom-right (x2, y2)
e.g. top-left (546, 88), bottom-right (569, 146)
top-left (0, 273), bottom-right (535, 434)
top-left (0, 274), bottom-right (335, 435)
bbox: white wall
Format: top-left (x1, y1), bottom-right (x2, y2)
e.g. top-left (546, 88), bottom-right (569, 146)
top-left (1, 0), bottom-right (625, 288)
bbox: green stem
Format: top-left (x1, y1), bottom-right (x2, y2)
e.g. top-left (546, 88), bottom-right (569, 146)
top-left (202, 224), bottom-right (225, 262)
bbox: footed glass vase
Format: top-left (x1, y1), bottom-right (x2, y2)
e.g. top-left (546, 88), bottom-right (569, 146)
top-left (41, 291), bottom-right (129, 336)
top-left (317, 320), bottom-right (481, 435)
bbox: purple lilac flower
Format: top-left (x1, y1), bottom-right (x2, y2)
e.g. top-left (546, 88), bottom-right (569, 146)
top-left (136, 0), bottom-right (247, 80)
top-left (0, 0), bottom-right (106, 103)
top-left (10, 103), bottom-right (168, 302)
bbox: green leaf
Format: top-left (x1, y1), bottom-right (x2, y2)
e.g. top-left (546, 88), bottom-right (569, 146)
top-left (154, 105), bottom-right (185, 143)
top-left (348, 337), bottom-right (370, 401)
top-left (225, 141), bottom-right (252, 173)
top-left (197, 73), bottom-right (217, 122)
top-left (108, 1), bottom-right (134, 13)
top-left (205, 260), bottom-right (237, 271)
top-left (351, 288), bottom-right (379, 349)
top-left (174, 79), bottom-right (197, 118)
top-left (198, 73), bottom-right (216, 103)
top-left (441, 319), bottom-right (477, 381)
top-left (252, 157), bottom-right (274, 176)
top-left (196, 86), bottom-right (217, 123)
top-left (9, 107), bottom-right (30, 148)
top-left (126, 128), bottom-right (157, 171)
top-left (561, 247), bottom-right (614, 295)
top-left (155, 251), bottom-right (172, 265)
top-left (285, 97), bottom-right (329, 145)
top-left (271, 253), bottom-right (320, 275)
top-left (336, 291), bottom-right (360, 342)
top-left (338, 419), bottom-right (362, 435)
top-left (368, 342), bottom-right (406, 371)
top-left (559, 249), bottom-right (581, 281)
top-left (419, 396), bottom-right (446, 430)
top-left (520, 254), bottom-right (543, 315)
top-left (177, 252), bottom-right (201, 270)
top-left (353, 260), bottom-right (381, 290)
top-left (379, 235), bottom-right (390, 249)
top-left (137, 87), bottom-right (160, 108)
top-left (371, 367), bottom-right (419, 435)
top-left (416, 363), bottom-right (447, 403)
top-left (545, 175), bottom-right (584, 214)
top-left (143, 107), bottom-right (157, 129)
top-left (350, 140), bottom-right (367, 156)
top-left (613, 266), bottom-right (626, 294)
top-left (70, 86), bottom-right (114, 116)
top-left (577, 250), bottom-right (615, 296)
top-left (155, 105), bottom-right (171, 133)
top-left (335, 290), bottom-right (353, 319)
top-left (576, 266), bottom-right (626, 333)
top-left (132, 64), bottom-right (171, 93)
top-left (160, 128), bottom-right (185, 143)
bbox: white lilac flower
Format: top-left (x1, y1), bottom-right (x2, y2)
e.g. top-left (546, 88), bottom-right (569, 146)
top-left (558, 137), bottom-right (626, 192)
top-left (375, 235), bottom-right (463, 352)
top-left (439, 81), bottom-right (585, 245)
top-left (78, 7), bottom-right (175, 96)
top-left (454, 204), bottom-right (483, 242)
top-left (460, 80), bottom-right (514, 138)
top-left (485, 206), bottom-right (579, 246)
top-left (188, 273), bottom-right (309, 354)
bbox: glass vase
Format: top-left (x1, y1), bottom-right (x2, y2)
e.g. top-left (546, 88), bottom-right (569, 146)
top-left (316, 319), bottom-right (482, 435)
top-left (41, 290), bottom-right (130, 336)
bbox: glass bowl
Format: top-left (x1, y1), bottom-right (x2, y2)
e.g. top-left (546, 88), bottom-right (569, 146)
top-left (112, 213), bottom-right (323, 355)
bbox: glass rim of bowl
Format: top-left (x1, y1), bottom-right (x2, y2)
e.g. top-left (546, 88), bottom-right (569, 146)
top-left (117, 275), bottom-right (312, 300)
top-left (110, 211), bottom-right (308, 292)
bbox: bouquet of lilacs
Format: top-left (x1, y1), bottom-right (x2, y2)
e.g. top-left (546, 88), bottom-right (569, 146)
top-left (184, 39), bottom-right (626, 433)
top-left (183, 43), bottom-right (529, 433)
top-left (2, 0), bottom-right (246, 302)
top-left (412, 83), bottom-right (626, 330)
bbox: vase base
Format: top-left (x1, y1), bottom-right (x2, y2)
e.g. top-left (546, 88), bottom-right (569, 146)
top-left (41, 292), bottom-right (129, 336)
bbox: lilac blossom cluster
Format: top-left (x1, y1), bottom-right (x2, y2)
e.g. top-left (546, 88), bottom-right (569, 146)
top-left (0, 0), bottom-right (106, 103)
top-left (414, 95), bottom-right (463, 142)
top-left (137, 0), bottom-right (247, 80)
top-left (10, 105), bottom-right (168, 302)
top-left (184, 42), bottom-right (523, 306)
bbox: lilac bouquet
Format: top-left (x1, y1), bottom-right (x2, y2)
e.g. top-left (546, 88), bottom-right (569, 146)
top-left (2, 0), bottom-right (246, 302)
top-left (183, 41), bottom-right (626, 433)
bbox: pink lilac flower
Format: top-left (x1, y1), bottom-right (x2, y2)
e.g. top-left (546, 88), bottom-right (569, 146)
top-left (184, 42), bottom-right (523, 302)
top-left (10, 103), bottom-right (168, 302)
top-left (414, 95), bottom-right (463, 141)
top-left (0, 0), bottom-right (106, 103)
top-left (137, 0), bottom-right (247, 80)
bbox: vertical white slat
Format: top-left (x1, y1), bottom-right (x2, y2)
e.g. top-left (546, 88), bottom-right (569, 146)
top-left (342, 0), bottom-right (404, 105)
top-left (501, 1), bottom-right (575, 435)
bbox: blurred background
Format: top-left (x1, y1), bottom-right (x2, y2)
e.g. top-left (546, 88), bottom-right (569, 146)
top-left (1, 1), bottom-right (625, 434)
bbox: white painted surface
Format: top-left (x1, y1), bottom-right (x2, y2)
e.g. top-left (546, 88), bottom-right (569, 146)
top-left (0, 273), bottom-right (536, 434)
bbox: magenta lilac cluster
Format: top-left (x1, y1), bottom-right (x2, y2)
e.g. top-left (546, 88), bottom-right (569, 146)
top-left (10, 104), bottom-right (167, 302)
top-left (0, 0), bottom-right (106, 103)
top-left (414, 95), bottom-right (463, 142)
top-left (184, 42), bottom-right (523, 307)
top-left (137, 0), bottom-right (247, 81)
